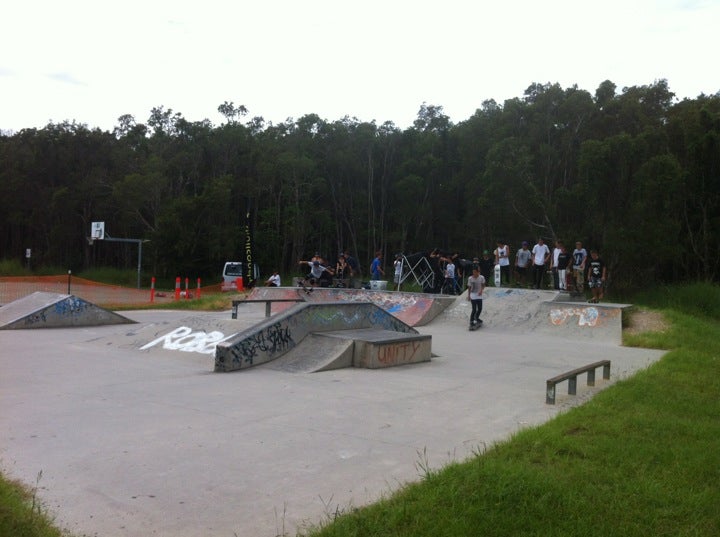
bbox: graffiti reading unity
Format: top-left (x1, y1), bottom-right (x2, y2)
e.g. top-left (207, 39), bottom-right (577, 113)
top-left (377, 341), bottom-right (423, 366)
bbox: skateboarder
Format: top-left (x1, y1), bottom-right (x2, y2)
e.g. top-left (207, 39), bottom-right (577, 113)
top-left (467, 266), bottom-right (485, 330)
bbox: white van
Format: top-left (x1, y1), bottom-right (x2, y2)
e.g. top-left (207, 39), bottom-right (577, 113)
top-left (221, 261), bottom-right (260, 291)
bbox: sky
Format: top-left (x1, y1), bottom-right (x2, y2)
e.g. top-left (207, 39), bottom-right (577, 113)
top-left (2, 0), bottom-right (719, 133)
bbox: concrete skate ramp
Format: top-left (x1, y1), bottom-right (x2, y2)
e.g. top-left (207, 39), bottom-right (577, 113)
top-left (215, 301), bottom-right (428, 372)
top-left (245, 286), bottom-right (454, 326)
top-left (435, 288), bottom-right (626, 344)
top-left (0, 292), bottom-right (133, 329)
top-left (261, 333), bottom-right (356, 373)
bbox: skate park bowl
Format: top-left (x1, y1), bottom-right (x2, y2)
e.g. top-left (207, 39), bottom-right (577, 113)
top-left (242, 286), bottom-right (456, 326)
top-left (436, 287), bottom-right (629, 344)
top-left (0, 291), bottom-right (134, 329)
top-left (215, 301), bottom-right (431, 372)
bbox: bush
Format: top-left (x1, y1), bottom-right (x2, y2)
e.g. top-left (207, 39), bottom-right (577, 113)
top-left (632, 281), bottom-right (720, 320)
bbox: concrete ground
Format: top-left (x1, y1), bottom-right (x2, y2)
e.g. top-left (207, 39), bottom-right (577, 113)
top-left (0, 297), bottom-right (664, 537)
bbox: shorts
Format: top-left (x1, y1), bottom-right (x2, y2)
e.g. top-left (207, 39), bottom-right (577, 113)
top-left (588, 277), bottom-right (603, 289)
top-left (394, 274), bottom-right (401, 284)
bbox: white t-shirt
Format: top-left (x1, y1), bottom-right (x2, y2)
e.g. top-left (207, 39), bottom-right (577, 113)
top-left (309, 263), bottom-right (325, 278)
top-left (267, 273), bottom-right (281, 286)
top-left (495, 246), bottom-right (510, 266)
top-left (532, 243), bottom-right (550, 265)
top-left (445, 262), bottom-right (455, 279)
top-left (516, 248), bottom-right (531, 268)
top-left (552, 247), bottom-right (561, 267)
top-left (468, 274), bottom-right (485, 300)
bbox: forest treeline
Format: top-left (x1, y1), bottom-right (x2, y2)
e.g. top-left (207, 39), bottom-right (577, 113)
top-left (1, 79), bottom-right (718, 290)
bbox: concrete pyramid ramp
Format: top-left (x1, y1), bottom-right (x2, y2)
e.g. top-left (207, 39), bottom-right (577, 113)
top-left (0, 292), bottom-right (134, 329)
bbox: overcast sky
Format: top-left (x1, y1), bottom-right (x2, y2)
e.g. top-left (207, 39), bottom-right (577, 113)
top-left (2, 0), bottom-right (718, 133)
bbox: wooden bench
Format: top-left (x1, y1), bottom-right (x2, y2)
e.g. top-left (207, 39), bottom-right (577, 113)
top-left (231, 298), bottom-right (304, 319)
top-left (546, 360), bottom-right (611, 404)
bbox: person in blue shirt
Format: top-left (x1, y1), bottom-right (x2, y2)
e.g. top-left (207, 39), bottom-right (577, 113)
top-left (370, 251), bottom-right (385, 280)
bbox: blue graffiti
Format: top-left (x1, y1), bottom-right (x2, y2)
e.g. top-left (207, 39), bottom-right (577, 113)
top-left (54, 297), bottom-right (89, 316)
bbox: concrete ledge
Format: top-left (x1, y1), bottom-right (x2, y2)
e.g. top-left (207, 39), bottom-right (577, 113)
top-left (245, 286), bottom-right (455, 326)
top-left (342, 329), bottom-right (432, 368)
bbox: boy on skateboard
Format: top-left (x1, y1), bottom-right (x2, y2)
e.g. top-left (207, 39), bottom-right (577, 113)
top-left (467, 266), bottom-right (485, 330)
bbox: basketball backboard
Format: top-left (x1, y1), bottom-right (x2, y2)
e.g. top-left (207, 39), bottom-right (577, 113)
top-left (91, 221), bottom-right (105, 240)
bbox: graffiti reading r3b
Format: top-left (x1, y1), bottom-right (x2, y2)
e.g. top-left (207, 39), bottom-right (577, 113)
top-left (140, 326), bottom-right (237, 355)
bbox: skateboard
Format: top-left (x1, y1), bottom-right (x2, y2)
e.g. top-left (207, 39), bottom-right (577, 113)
top-left (469, 320), bottom-right (483, 331)
top-left (296, 278), bottom-right (313, 295)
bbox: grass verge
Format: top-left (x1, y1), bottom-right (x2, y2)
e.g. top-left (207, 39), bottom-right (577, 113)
top-left (0, 472), bottom-right (65, 537)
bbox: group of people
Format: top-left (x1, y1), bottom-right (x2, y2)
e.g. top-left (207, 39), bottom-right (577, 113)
top-left (296, 250), bottom-right (361, 288)
top-left (464, 238), bottom-right (607, 328)
top-left (491, 239), bottom-right (607, 302)
top-left (285, 240), bottom-right (608, 305)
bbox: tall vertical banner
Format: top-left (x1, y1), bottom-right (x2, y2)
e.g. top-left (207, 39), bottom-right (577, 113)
top-left (243, 197), bottom-right (255, 288)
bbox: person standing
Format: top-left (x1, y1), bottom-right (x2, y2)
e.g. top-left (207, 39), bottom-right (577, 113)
top-left (557, 244), bottom-right (571, 291)
top-left (571, 241), bottom-right (588, 296)
top-left (550, 240), bottom-right (564, 290)
top-left (467, 266), bottom-right (485, 328)
top-left (370, 250), bottom-right (385, 281)
top-left (531, 238), bottom-right (550, 289)
top-left (393, 254), bottom-right (403, 291)
top-left (443, 257), bottom-right (456, 295)
top-left (493, 240), bottom-right (511, 286)
top-left (587, 249), bottom-right (607, 303)
top-left (479, 250), bottom-right (494, 286)
top-left (515, 241), bottom-right (532, 287)
top-left (335, 254), bottom-right (352, 287)
top-left (343, 249), bottom-right (361, 288)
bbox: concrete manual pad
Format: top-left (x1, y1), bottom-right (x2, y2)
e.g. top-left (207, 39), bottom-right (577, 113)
top-left (0, 306), bottom-right (665, 537)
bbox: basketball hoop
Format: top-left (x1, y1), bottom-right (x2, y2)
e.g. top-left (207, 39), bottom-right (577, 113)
top-left (90, 221), bottom-right (105, 241)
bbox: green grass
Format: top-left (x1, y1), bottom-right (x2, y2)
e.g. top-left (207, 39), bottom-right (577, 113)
top-left (0, 472), bottom-right (65, 537)
top-left (2, 282), bottom-right (719, 537)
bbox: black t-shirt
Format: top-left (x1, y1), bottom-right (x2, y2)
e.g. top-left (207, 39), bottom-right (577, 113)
top-left (557, 252), bottom-right (571, 270)
top-left (479, 257), bottom-right (494, 278)
top-left (588, 257), bottom-right (605, 278)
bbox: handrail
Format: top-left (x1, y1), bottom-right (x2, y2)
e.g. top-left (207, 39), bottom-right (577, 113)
top-left (546, 360), bottom-right (610, 404)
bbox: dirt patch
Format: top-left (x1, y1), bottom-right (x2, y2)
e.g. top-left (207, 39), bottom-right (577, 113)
top-left (624, 309), bottom-right (670, 335)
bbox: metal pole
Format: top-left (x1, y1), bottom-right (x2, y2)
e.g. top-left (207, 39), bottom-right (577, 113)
top-left (137, 239), bottom-right (142, 289)
top-left (67, 270), bottom-right (71, 294)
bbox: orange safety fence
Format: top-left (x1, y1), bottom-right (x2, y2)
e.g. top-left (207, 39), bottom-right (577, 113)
top-left (0, 276), bottom-right (225, 308)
